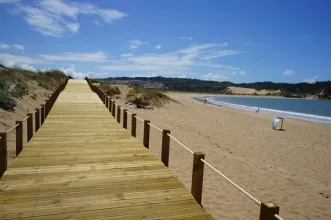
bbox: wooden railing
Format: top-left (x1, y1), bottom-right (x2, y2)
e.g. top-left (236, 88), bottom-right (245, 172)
top-left (0, 78), bottom-right (69, 178)
top-left (85, 77), bottom-right (285, 220)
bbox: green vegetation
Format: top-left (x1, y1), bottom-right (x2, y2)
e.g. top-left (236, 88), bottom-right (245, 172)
top-left (100, 83), bottom-right (121, 97)
top-left (0, 65), bottom-right (67, 111)
top-left (90, 79), bottom-right (100, 83)
top-left (127, 86), bottom-right (172, 107)
top-left (101, 76), bottom-right (331, 99)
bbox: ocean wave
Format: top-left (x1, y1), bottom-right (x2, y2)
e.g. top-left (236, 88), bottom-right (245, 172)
top-left (196, 97), bottom-right (331, 124)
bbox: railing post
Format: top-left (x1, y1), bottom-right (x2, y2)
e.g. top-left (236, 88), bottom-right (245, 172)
top-left (16, 121), bottom-right (23, 156)
top-left (41, 104), bottom-right (45, 125)
top-left (112, 101), bottom-right (116, 117)
top-left (27, 113), bottom-right (33, 142)
top-left (143, 120), bottom-right (150, 149)
top-left (123, 109), bottom-right (128, 129)
top-left (191, 152), bottom-right (205, 206)
top-left (35, 108), bottom-right (40, 132)
top-left (131, 114), bottom-right (137, 137)
top-left (105, 96), bottom-right (109, 108)
top-left (161, 130), bottom-right (171, 167)
top-left (104, 94), bottom-right (107, 105)
top-left (0, 132), bottom-right (7, 178)
top-left (45, 99), bottom-right (49, 117)
top-left (117, 106), bottom-right (121, 123)
top-left (259, 202), bottom-right (279, 220)
top-left (108, 98), bottom-right (111, 112)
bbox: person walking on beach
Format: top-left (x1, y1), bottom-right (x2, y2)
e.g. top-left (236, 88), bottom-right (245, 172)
top-left (204, 98), bottom-right (207, 104)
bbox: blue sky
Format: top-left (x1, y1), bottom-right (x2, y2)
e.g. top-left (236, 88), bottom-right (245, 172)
top-left (0, 0), bottom-right (330, 83)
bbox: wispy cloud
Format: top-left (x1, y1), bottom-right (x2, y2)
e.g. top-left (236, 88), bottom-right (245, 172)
top-left (121, 53), bottom-right (133, 57)
top-left (3, 0), bottom-right (127, 37)
top-left (200, 50), bottom-right (243, 60)
top-left (283, 69), bottom-right (295, 76)
top-left (100, 43), bottom-right (245, 78)
top-left (128, 40), bottom-right (148, 49)
top-left (181, 36), bottom-right (193, 40)
top-left (93, 20), bottom-right (104, 27)
top-left (40, 51), bottom-right (108, 62)
top-left (12, 44), bottom-right (24, 52)
top-left (303, 76), bottom-right (318, 83)
top-left (0, 53), bottom-right (42, 67)
top-left (154, 44), bottom-right (162, 49)
top-left (0, 43), bottom-right (11, 50)
top-left (203, 72), bottom-right (228, 81)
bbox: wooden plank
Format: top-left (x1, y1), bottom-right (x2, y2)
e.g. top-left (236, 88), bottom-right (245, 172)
top-left (0, 80), bottom-right (213, 220)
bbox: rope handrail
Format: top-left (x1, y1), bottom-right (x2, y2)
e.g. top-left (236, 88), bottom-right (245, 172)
top-left (148, 123), bottom-right (162, 132)
top-left (200, 158), bottom-right (261, 205)
top-left (126, 111), bottom-right (132, 115)
top-left (22, 115), bottom-right (30, 122)
top-left (7, 124), bottom-right (19, 133)
top-left (167, 134), bottom-right (194, 154)
top-left (274, 214), bottom-right (284, 220)
top-left (135, 116), bottom-right (144, 122)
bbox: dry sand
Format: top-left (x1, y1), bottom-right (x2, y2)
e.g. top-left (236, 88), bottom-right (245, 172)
top-left (0, 86), bottom-right (51, 165)
top-left (113, 92), bottom-right (331, 220)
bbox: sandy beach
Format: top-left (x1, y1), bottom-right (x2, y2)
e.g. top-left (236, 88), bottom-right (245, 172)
top-left (114, 92), bottom-right (331, 220)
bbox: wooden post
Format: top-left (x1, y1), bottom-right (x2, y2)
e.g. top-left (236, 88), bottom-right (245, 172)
top-left (35, 108), bottom-right (40, 132)
top-left (0, 132), bottom-right (7, 178)
top-left (117, 106), bottom-right (121, 123)
top-left (143, 120), bottom-right (150, 149)
top-left (131, 114), bottom-right (137, 137)
top-left (104, 94), bottom-right (107, 105)
top-left (191, 152), bottom-right (205, 206)
top-left (161, 130), bottom-right (171, 167)
top-left (123, 109), bottom-right (128, 129)
top-left (105, 96), bottom-right (109, 108)
top-left (108, 98), bottom-right (111, 112)
top-left (259, 202), bottom-right (279, 220)
top-left (112, 101), bottom-right (116, 117)
top-left (41, 104), bottom-right (45, 125)
top-left (27, 113), bottom-right (33, 142)
top-left (16, 121), bottom-right (23, 156)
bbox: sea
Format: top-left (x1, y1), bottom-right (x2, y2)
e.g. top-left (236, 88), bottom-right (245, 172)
top-left (197, 96), bottom-right (331, 124)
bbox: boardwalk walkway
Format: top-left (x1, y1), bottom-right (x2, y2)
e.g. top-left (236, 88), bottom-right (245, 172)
top-left (0, 80), bottom-right (213, 220)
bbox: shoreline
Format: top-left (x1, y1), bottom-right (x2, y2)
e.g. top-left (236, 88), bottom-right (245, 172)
top-left (114, 91), bottom-right (331, 220)
top-left (193, 96), bottom-right (331, 125)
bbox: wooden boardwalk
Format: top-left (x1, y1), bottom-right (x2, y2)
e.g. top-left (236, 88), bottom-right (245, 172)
top-left (0, 80), bottom-right (213, 220)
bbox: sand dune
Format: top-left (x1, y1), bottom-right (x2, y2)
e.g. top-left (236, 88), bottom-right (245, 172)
top-left (114, 92), bottom-right (331, 220)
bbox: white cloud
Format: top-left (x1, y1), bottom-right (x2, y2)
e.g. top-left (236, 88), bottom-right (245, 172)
top-left (121, 53), bottom-right (133, 57)
top-left (60, 66), bottom-right (86, 79)
top-left (7, 0), bottom-right (127, 37)
top-left (19, 64), bottom-right (36, 71)
top-left (239, 70), bottom-right (246, 75)
top-left (154, 44), bottom-right (162, 49)
top-left (39, 51), bottom-right (107, 62)
top-left (303, 76), bottom-right (319, 84)
top-left (181, 36), bottom-right (193, 40)
top-left (200, 50), bottom-right (243, 60)
top-left (203, 73), bottom-right (229, 81)
top-left (283, 69), bottom-right (295, 76)
top-left (128, 40), bottom-right (148, 49)
top-left (0, 53), bottom-right (42, 66)
top-left (100, 43), bottom-right (244, 78)
top-left (12, 44), bottom-right (24, 51)
top-left (93, 20), bottom-right (104, 27)
top-left (66, 22), bottom-right (80, 33)
top-left (0, 43), bottom-right (11, 50)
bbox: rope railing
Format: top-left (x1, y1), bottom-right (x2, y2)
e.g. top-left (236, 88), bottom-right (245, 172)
top-left (135, 116), bottom-right (144, 122)
top-left (274, 214), bottom-right (284, 220)
top-left (148, 122), bottom-right (163, 132)
top-left (7, 124), bottom-right (19, 133)
top-left (201, 158), bottom-right (261, 205)
top-left (85, 77), bottom-right (285, 220)
top-left (167, 134), bottom-right (194, 154)
top-left (0, 78), bottom-right (69, 179)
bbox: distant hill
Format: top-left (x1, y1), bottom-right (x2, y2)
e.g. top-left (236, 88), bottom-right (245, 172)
top-left (97, 76), bottom-right (331, 100)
